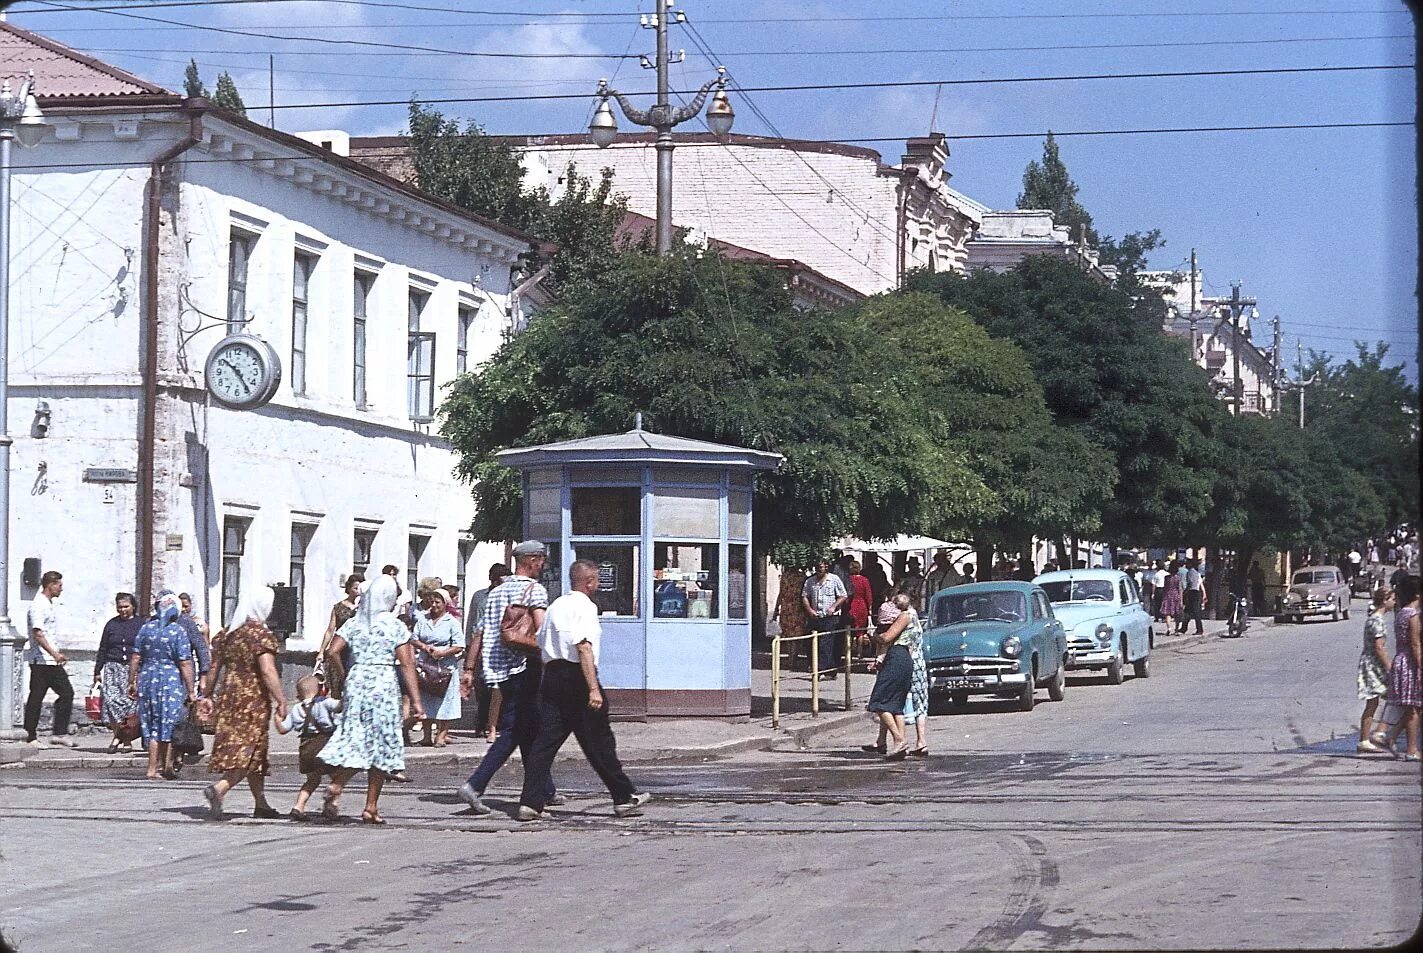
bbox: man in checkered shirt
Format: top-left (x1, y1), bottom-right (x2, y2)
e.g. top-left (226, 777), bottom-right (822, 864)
top-left (457, 541), bottom-right (560, 815)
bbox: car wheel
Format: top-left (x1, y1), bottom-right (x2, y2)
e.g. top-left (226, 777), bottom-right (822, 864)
top-left (1331, 601), bottom-right (1341, 623)
top-left (1133, 653), bottom-right (1151, 678)
top-left (950, 691), bottom-right (968, 709)
top-left (1018, 677), bottom-right (1035, 712)
top-left (1106, 645), bottom-right (1125, 685)
top-left (1048, 660), bottom-right (1066, 701)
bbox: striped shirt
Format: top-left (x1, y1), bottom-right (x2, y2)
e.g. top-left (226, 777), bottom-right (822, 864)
top-left (480, 575), bottom-right (548, 684)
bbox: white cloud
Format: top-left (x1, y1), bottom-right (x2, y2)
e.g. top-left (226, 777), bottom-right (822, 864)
top-left (213, 0), bottom-right (369, 30)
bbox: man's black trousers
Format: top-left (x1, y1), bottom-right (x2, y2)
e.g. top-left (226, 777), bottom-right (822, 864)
top-left (520, 660), bottom-right (635, 811)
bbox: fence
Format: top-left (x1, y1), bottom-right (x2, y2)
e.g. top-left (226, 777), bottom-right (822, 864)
top-left (769, 625), bottom-right (860, 729)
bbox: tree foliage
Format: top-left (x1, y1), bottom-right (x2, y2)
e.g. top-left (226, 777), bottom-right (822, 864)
top-left (406, 102), bottom-right (628, 295)
top-left (441, 253), bottom-right (999, 560)
top-left (1017, 132), bottom-right (1097, 245)
top-left (212, 71), bottom-right (246, 115)
top-left (183, 59), bottom-right (208, 99)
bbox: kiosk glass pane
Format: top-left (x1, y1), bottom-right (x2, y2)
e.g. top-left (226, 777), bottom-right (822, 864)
top-left (573, 544), bottom-right (640, 617)
top-left (729, 491), bottom-right (751, 541)
top-left (653, 542), bottom-right (719, 619)
top-left (654, 487), bottom-right (719, 539)
top-left (571, 486), bottom-right (641, 536)
top-left (728, 545), bottom-right (749, 619)
top-left (527, 487), bottom-right (561, 539)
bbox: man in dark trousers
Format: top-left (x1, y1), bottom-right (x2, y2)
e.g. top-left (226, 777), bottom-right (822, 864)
top-left (517, 559), bottom-right (650, 821)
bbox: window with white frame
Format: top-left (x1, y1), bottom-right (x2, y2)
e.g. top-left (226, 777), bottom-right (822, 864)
top-left (292, 252), bottom-right (316, 396)
top-left (227, 230), bottom-right (255, 334)
top-left (353, 527), bottom-right (378, 577)
top-left (407, 533), bottom-right (430, 594)
top-left (221, 517), bottom-right (250, 627)
top-left (289, 523), bottom-right (317, 636)
top-left (407, 289), bottom-right (435, 420)
top-left (353, 271), bottom-right (373, 409)
top-left (456, 303), bottom-right (475, 376)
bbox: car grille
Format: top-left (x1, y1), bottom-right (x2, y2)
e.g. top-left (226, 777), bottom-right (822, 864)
top-left (1068, 635), bottom-right (1100, 652)
top-left (928, 655), bottom-right (1016, 678)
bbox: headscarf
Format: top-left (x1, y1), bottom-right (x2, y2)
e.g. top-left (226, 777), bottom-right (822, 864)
top-left (154, 589), bottom-right (181, 626)
top-left (357, 575), bottom-right (399, 629)
top-left (233, 586), bottom-right (274, 627)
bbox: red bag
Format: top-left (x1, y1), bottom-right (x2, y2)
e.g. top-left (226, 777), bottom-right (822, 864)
top-left (85, 692), bottom-right (103, 722)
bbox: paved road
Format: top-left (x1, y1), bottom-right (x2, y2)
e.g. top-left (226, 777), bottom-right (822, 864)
top-left (2, 615), bottom-right (1418, 951)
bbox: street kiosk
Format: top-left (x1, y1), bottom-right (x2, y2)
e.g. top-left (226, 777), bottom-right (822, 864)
top-left (496, 426), bottom-right (781, 718)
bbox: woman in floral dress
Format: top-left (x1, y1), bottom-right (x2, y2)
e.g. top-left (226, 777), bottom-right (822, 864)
top-left (901, 596), bottom-right (930, 757)
top-left (128, 591), bottom-right (196, 780)
top-left (1356, 586), bottom-right (1394, 753)
top-left (202, 588), bottom-right (287, 820)
top-left (94, 592), bottom-right (142, 753)
top-left (1374, 575), bottom-right (1421, 760)
top-left (412, 586), bottom-right (464, 747)
top-left (773, 567), bottom-right (808, 669)
top-left (320, 576), bottom-right (424, 824)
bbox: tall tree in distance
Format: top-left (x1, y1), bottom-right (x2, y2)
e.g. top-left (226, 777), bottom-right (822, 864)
top-left (183, 59), bottom-right (208, 99)
top-left (1017, 132), bottom-right (1096, 245)
top-left (212, 71), bottom-right (247, 116)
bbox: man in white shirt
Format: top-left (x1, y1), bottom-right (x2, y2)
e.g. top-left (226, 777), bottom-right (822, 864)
top-left (24, 570), bottom-right (78, 747)
top-left (516, 559), bottom-right (649, 821)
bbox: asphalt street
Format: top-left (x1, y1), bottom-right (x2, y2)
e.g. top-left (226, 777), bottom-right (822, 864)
top-left (1, 613), bottom-right (1418, 951)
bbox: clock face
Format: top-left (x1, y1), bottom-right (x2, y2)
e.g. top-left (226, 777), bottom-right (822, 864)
top-left (205, 335), bottom-right (281, 409)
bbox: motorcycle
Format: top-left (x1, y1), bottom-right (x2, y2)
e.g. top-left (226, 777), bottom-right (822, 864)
top-left (1223, 591), bottom-right (1250, 638)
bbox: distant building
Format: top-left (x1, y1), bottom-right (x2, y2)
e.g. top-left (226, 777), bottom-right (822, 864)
top-left (1142, 268), bottom-right (1280, 415)
top-left (4, 22), bottom-right (538, 650)
top-left (965, 209), bottom-right (1118, 283)
top-left (351, 131), bottom-right (985, 296)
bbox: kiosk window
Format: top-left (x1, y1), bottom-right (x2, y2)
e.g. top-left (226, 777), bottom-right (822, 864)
top-left (654, 487), bottom-right (719, 539)
top-left (527, 487), bottom-right (561, 539)
top-left (654, 542), bottom-right (719, 619)
top-left (729, 491), bottom-right (751, 541)
top-left (571, 486), bottom-right (641, 536)
top-left (573, 544), bottom-right (639, 617)
top-left (728, 545), bottom-right (749, 619)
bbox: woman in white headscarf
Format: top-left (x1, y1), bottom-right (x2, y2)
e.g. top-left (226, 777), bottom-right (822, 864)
top-left (201, 587), bottom-right (287, 821)
top-left (319, 575), bottom-right (424, 825)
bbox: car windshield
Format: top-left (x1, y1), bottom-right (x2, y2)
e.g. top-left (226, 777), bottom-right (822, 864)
top-left (933, 591), bottom-right (1027, 625)
top-left (1293, 572), bottom-right (1334, 585)
top-left (1039, 579), bottom-right (1114, 603)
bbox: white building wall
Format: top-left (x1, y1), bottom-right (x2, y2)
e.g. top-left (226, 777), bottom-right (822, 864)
top-left (7, 111), bottom-right (523, 654)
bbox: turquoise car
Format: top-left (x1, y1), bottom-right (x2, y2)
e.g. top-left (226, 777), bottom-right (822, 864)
top-left (922, 581), bottom-right (1068, 712)
top-left (1034, 569), bottom-right (1152, 684)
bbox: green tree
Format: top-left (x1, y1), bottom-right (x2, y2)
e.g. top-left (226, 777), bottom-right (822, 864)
top-left (1096, 228), bottom-right (1165, 283)
top-left (212, 71), bottom-right (246, 116)
top-left (406, 102), bottom-right (628, 296)
top-left (908, 255), bottom-right (1230, 550)
top-left (183, 59), bottom-right (208, 99)
top-left (440, 252), bottom-right (997, 560)
top-left (1017, 132), bottom-right (1096, 245)
top-left (852, 292), bottom-right (1115, 558)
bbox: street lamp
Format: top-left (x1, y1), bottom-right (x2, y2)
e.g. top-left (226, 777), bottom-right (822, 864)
top-left (0, 73), bottom-right (46, 738)
top-left (587, 1), bottom-right (733, 255)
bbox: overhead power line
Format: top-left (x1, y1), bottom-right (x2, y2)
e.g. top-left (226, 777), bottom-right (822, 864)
top-left (152, 63), bottom-right (1415, 113)
top-left (16, 0), bottom-right (637, 15)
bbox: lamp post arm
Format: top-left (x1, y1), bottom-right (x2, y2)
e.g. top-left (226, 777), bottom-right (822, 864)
top-left (668, 77), bottom-right (722, 127)
top-left (601, 85), bottom-right (656, 128)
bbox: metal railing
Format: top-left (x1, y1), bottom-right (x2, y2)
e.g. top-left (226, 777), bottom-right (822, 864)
top-left (770, 625), bottom-right (858, 729)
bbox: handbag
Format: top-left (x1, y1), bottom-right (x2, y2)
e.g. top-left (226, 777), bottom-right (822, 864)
top-left (85, 689), bottom-right (103, 722)
top-left (296, 701), bottom-right (333, 775)
top-left (115, 712), bottom-right (142, 744)
top-left (414, 653), bottom-right (451, 696)
top-left (171, 704), bottom-right (204, 755)
top-left (500, 580), bottom-right (542, 653)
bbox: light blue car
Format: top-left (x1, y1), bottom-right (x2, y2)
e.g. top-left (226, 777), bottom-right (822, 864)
top-left (1034, 569), bottom-right (1152, 684)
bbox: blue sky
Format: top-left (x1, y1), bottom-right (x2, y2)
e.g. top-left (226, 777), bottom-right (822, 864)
top-left (10, 0), bottom-right (1417, 378)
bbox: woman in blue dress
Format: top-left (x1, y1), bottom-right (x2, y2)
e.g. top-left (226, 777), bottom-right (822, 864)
top-left (412, 586), bottom-right (464, 747)
top-left (128, 591), bottom-right (196, 780)
top-left (320, 576), bottom-right (425, 824)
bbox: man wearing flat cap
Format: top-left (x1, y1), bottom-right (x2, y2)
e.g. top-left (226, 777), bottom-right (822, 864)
top-left (457, 541), bottom-right (559, 815)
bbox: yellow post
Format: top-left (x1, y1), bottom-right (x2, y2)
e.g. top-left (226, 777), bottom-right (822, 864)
top-left (810, 630), bottom-right (820, 717)
top-left (844, 626), bottom-right (852, 710)
top-left (774, 635), bottom-right (783, 728)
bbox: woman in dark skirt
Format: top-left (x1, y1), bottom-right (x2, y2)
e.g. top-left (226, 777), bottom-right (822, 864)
top-left (863, 603), bottom-right (914, 760)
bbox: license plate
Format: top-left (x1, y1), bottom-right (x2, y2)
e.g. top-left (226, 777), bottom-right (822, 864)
top-left (933, 677), bottom-right (976, 690)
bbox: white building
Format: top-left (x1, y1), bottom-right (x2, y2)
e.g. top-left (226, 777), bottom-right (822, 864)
top-left (352, 131), bottom-right (985, 297)
top-left (965, 208), bottom-right (1118, 283)
top-left (1142, 268), bottom-right (1280, 415)
top-left (4, 22), bottom-right (537, 653)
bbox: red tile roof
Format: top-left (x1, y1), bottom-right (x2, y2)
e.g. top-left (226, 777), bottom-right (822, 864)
top-left (0, 20), bottom-right (171, 99)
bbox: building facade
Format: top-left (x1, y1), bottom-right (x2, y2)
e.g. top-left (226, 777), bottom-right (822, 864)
top-left (965, 208), bottom-right (1118, 283)
top-left (5, 23), bottom-right (534, 654)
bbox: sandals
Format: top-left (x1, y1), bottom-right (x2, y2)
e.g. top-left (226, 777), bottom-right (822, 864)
top-left (910, 747), bottom-right (929, 758)
top-left (861, 744), bottom-right (886, 754)
top-left (321, 797), bottom-right (340, 821)
top-left (884, 747), bottom-right (909, 762)
top-left (361, 810), bottom-right (387, 825)
top-left (107, 741), bottom-right (121, 754)
top-left (386, 770), bottom-right (413, 784)
top-left (203, 784), bottom-right (224, 821)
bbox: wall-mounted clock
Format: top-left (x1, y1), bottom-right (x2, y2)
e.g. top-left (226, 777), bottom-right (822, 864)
top-left (204, 334), bottom-right (282, 410)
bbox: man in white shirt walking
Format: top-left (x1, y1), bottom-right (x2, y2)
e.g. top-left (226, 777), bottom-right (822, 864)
top-left (24, 571), bottom-right (78, 747)
top-left (516, 559), bottom-right (649, 821)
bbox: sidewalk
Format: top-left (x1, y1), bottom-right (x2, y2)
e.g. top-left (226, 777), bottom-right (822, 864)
top-left (0, 617), bottom-right (1261, 771)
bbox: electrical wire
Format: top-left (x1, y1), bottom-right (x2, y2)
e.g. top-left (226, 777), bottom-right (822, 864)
top-left (14, 0), bottom-right (639, 16)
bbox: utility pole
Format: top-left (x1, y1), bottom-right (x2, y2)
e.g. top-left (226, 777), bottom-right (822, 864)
top-left (1294, 340), bottom-right (1319, 429)
top-left (268, 54), bottom-right (275, 128)
top-left (587, 0), bottom-right (734, 255)
top-left (1188, 248), bottom-right (1198, 358)
top-left (1271, 315), bottom-right (1282, 414)
top-left (1227, 282), bottom-right (1257, 415)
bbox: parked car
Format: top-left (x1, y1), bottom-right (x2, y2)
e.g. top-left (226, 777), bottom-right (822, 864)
top-left (1033, 569), bottom-right (1152, 684)
top-left (1279, 566), bottom-right (1352, 623)
top-left (1351, 563), bottom-right (1381, 597)
top-left (921, 581), bottom-right (1067, 712)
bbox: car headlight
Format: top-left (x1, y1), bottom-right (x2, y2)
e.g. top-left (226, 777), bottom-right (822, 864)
top-left (1095, 623), bottom-right (1114, 645)
top-left (1001, 634), bottom-right (1022, 658)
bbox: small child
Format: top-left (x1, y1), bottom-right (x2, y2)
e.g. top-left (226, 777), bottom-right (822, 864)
top-left (275, 675), bottom-right (342, 820)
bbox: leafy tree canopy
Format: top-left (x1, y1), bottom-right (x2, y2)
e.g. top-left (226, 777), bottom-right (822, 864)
top-left (441, 253), bottom-right (998, 560)
top-left (908, 255), bottom-right (1229, 547)
top-left (1017, 132), bottom-right (1097, 246)
top-left (183, 59), bottom-right (208, 99)
top-left (406, 102), bottom-right (627, 295)
top-left (212, 71), bottom-right (246, 116)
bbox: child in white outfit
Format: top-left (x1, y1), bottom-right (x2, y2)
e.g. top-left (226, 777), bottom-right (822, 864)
top-left (275, 675), bottom-right (342, 819)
